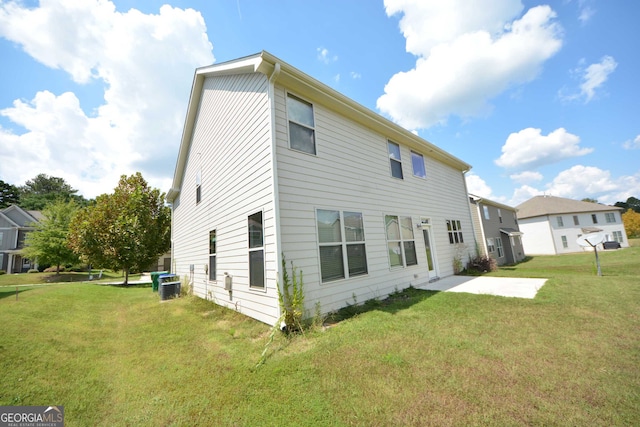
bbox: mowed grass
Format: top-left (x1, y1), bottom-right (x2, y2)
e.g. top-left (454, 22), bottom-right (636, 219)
top-left (1, 247), bottom-right (639, 426)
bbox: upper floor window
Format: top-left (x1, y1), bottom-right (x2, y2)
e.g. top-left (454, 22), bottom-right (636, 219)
top-left (385, 215), bottom-right (417, 267)
top-left (388, 141), bottom-right (403, 179)
top-left (605, 213), bottom-right (616, 223)
top-left (196, 170), bottom-right (202, 204)
top-left (573, 215), bottom-right (580, 225)
top-left (248, 211), bottom-right (264, 289)
top-left (317, 210), bottom-right (368, 282)
top-left (446, 219), bottom-right (464, 244)
top-left (287, 94), bottom-right (316, 155)
top-left (483, 206), bottom-right (490, 220)
top-left (497, 209), bottom-right (503, 223)
top-left (591, 214), bottom-right (598, 224)
top-left (411, 151), bottom-right (426, 178)
top-left (556, 216), bottom-right (564, 227)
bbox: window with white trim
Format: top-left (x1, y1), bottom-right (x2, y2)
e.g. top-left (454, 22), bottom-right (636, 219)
top-left (561, 235), bottom-right (568, 248)
top-left (605, 213), bottom-right (615, 223)
top-left (317, 210), bottom-right (368, 282)
top-left (209, 230), bottom-right (216, 281)
top-left (557, 216), bottom-right (564, 227)
top-left (487, 238), bottom-right (495, 253)
top-left (287, 93), bottom-right (316, 155)
top-left (483, 206), bottom-right (490, 220)
top-left (0, 231), bottom-right (3, 246)
top-left (248, 212), bottom-right (264, 289)
top-left (385, 215), bottom-right (417, 267)
top-left (388, 141), bottom-right (403, 179)
top-left (411, 151), bottom-right (426, 178)
top-left (612, 231), bottom-right (623, 243)
top-left (498, 209), bottom-right (503, 224)
top-left (496, 237), bottom-right (504, 257)
top-left (446, 219), bottom-right (464, 244)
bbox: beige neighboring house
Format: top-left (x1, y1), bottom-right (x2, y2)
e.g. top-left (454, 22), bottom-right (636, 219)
top-left (516, 195), bottom-right (628, 255)
top-left (0, 205), bottom-right (42, 273)
top-left (167, 51), bottom-right (477, 325)
top-left (469, 194), bottom-right (525, 266)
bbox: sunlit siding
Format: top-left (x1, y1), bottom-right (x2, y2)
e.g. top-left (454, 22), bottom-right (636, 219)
top-left (171, 72), bottom-right (279, 324)
top-left (274, 85), bottom-right (474, 317)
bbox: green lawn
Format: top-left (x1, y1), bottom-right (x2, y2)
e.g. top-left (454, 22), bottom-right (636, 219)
top-left (0, 270), bottom-right (144, 286)
top-left (1, 247), bottom-right (639, 426)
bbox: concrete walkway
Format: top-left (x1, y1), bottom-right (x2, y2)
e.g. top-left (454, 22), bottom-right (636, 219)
top-left (423, 275), bottom-right (548, 299)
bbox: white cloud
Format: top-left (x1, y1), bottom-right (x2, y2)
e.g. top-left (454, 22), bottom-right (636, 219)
top-left (509, 171), bottom-right (543, 184)
top-left (465, 172), bottom-right (494, 199)
top-left (580, 56), bottom-right (617, 101)
top-left (350, 71), bottom-right (362, 79)
top-left (622, 135), bottom-right (640, 150)
top-left (0, 1), bottom-right (213, 198)
top-left (560, 56), bottom-right (617, 102)
top-left (578, 6), bottom-right (595, 24)
top-left (508, 166), bottom-right (639, 206)
top-left (378, 2), bottom-right (562, 129)
top-left (317, 47), bottom-right (337, 64)
top-left (495, 127), bottom-right (593, 169)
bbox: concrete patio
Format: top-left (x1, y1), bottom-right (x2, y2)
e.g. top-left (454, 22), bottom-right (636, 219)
top-left (422, 275), bottom-right (548, 299)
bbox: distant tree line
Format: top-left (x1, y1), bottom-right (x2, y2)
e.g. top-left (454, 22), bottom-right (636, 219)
top-left (0, 174), bottom-right (91, 210)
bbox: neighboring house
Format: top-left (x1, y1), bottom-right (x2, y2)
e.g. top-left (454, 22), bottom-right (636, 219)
top-left (148, 251), bottom-right (172, 272)
top-left (516, 195), bottom-right (628, 255)
top-left (469, 194), bottom-right (525, 266)
top-left (167, 51), bottom-right (476, 324)
top-left (0, 205), bottom-right (42, 273)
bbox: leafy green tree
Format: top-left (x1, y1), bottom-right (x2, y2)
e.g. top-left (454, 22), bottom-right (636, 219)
top-left (615, 196), bottom-right (640, 214)
top-left (68, 173), bottom-right (170, 285)
top-left (22, 200), bottom-right (81, 275)
top-left (19, 174), bottom-right (89, 210)
top-left (581, 197), bottom-right (598, 203)
top-left (622, 210), bottom-right (640, 238)
top-left (0, 180), bottom-right (20, 208)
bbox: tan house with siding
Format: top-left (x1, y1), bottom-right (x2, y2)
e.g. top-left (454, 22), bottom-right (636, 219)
top-left (167, 51), bottom-right (476, 324)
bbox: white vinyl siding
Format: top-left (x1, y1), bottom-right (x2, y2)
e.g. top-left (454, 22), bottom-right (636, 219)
top-left (274, 84), bottom-right (473, 317)
top-left (171, 72), bottom-right (278, 324)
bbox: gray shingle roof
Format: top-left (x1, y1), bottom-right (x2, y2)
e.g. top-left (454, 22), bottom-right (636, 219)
top-left (516, 195), bottom-right (622, 219)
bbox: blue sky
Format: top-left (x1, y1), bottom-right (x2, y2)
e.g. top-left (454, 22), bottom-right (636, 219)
top-left (0, 0), bottom-right (638, 206)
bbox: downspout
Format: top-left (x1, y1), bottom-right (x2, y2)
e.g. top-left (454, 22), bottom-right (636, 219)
top-left (267, 62), bottom-right (282, 321)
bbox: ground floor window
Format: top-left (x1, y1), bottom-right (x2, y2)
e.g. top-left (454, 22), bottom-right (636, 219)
top-left (385, 215), bottom-right (417, 268)
top-left (612, 231), bottom-right (623, 243)
top-left (248, 211), bottom-right (264, 288)
top-left (317, 209), bottom-right (368, 282)
top-left (496, 237), bottom-right (504, 257)
top-left (561, 235), bottom-right (568, 249)
top-left (209, 230), bottom-right (216, 281)
top-left (487, 238), bottom-right (496, 253)
top-left (446, 219), bottom-right (464, 244)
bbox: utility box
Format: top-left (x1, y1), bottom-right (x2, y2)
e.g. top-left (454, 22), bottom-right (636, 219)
top-left (224, 273), bottom-right (232, 291)
top-left (158, 274), bottom-right (180, 301)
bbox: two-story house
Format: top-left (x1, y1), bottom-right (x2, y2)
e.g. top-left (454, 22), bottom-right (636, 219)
top-left (516, 195), bottom-right (628, 255)
top-left (167, 51), bottom-right (476, 324)
top-left (469, 194), bottom-right (525, 266)
top-left (0, 205), bottom-right (42, 273)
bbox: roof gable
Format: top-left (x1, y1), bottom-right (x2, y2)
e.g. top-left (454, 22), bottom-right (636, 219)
top-left (168, 51), bottom-right (472, 202)
top-left (1, 205), bottom-right (41, 226)
top-left (516, 195), bottom-right (622, 219)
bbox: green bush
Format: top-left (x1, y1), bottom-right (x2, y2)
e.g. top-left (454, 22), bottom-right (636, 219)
top-left (0, 270), bottom-right (6, 275)
top-left (27, 269), bottom-right (39, 274)
top-left (466, 254), bottom-right (497, 273)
